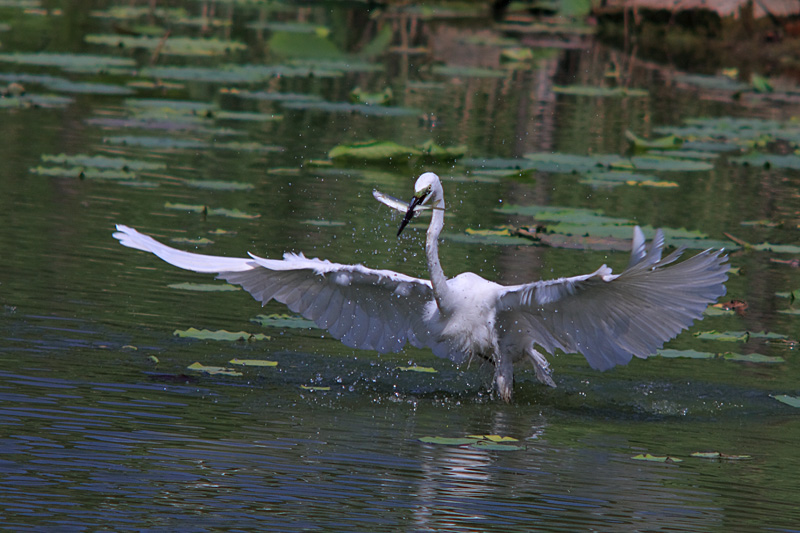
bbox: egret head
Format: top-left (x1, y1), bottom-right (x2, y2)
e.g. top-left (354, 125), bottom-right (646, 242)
top-left (397, 172), bottom-right (440, 236)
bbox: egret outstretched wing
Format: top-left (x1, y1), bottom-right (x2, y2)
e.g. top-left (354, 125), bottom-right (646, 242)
top-left (497, 228), bottom-right (729, 370)
top-left (113, 225), bottom-right (435, 354)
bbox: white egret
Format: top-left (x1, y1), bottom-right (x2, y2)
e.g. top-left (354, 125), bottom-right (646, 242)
top-left (113, 172), bottom-right (728, 401)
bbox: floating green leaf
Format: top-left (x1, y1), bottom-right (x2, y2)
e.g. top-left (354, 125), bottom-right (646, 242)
top-left (0, 52), bottom-right (135, 72)
top-left (467, 435), bottom-right (519, 442)
top-left (300, 385), bottom-right (331, 391)
top-left (419, 436), bottom-right (481, 445)
top-left (229, 358), bottom-right (278, 367)
top-left (773, 394), bottom-right (800, 408)
top-left (730, 154), bottom-right (800, 170)
top-left (167, 282), bottom-right (240, 292)
top-left (0, 93), bottom-right (73, 108)
top-left (470, 441), bottom-right (525, 451)
top-left (170, 237), bottom-right (213, 246)
top-left (103, 135), bottom-right (282, 153)
top-left (247, 21), bottom-right (329, 35)
top-left (775, 289), bottom-right (800, 302)
top-left (89, 6), bottom-right (190, 20)
top-left (631, 454), bottom-right (682, 463)
top-left (694, 330), bottom-right (787, 342)
top-left (658, 349), bottom-right (717, 359)
top-left (174, 328), bottom-right (270, 341)
top-left (723, 353), bottom-right (784, 363)
top-left (750, 73), bottom-right (773, 93)
top-left (301, 219), bottom-right (346, 227)
top-left (41, 153), bottom-right (166, 170)
top-left (522, 152), bottom-right (626, 173)
top-left (500, 47), bottom-right (534, 62)
top-left (187, 362), bottom-right (243, 376)
top-left (553, 85), bottom-right (648, 97)
top-left (397, 366), bottom-right (438, 373)
top-left (658, 349), bottom-right (783, 363)
top-left (282, 100), bottom-right (419, 116)
top-left (580, 171), bottom-right (677, 188)
top-left (164, 202), bottom-right (261, 219)
top-left (703, 306), bottom-right (735, 316)
top-left (330, 141), bottom-right (420, 161)
top-left (419, 434), bottom-right (521, 449)
top-left (29, 166), bottom-right (138, 180)
top-left (251, 313), bottom-right (318, 329)
top-left (631, 156), bottom-right (713, 172)
top-left (85, 34), bottom-right (246, 56)
top-left (350, 87), bottom-right (393, 105)
top-left (625, 130), bottom-right (683, 151)
top-left (431, 65), bottom-right (506, 78)
top-left (185, 179), bottom-right (255, 191)
top-left (674, 74), bottom-right (749, 92)
top-left (691, 451), bottom-right (752, 460)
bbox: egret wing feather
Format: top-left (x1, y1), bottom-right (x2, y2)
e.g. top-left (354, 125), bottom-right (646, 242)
top-left (498, 228), bottom-right (728, 370)
top-left (113, 225), bottom-right (436, 354)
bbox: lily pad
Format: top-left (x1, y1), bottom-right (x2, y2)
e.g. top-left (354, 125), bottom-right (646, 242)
top-left (631, 454), bottom-right (682, 463)
top-left (522, 152), bottom-right (626, 173)
top-left (723, 353), bottom-right (785, 363)
top-left (630, 156), bottom-right (713, 172)
top-left (30, 166), bottom-right (137, 180)
top-left (397, 366), bottom-right (437, 373)
top-left (625, 130), bottom-right (683, 151)
top-left (431, 65), bottom-right (506, 78)
top-left (470, 441), bottom-right (524, 451)
top-left (167, 282), bottom-right (240, 292)
top-left (419, 436), bottom-right (480, 445)
top-left (0, 52), bottom-right (135, 73)
top-left (164, 203), bottom-right (261, 219)
top-left (40, 153), bottom-right (166, 170)
top-left (552, 85), bottom-right (648, 97)
top-left (467, 435), bottom-right (519, 442)
top-left (658, 349), bottom-right (717, 359)
top-left (85, 34), bottom-right (247, 56)
top-left (730, 154), bottom-right (800, 170)
top-left (251, 313), bottom-right (318, 329)
top-left (674, 74), bottom-right (749, 92)
top-left (301, 219), bottom-right (346, 227)
top-left (185, 179), bottom-right (255, 191)
top-left (350, 87), bottom-right (393, 106)
top-left (773, 394), bottom-right (800, 408)
top-left (103, 135), bottom-right (283, 153)
top-left (703, 306), bottom-right (736, 316)
top-left (458, 228), bottom-right (529, 246)
top-left (657, 349), bottom-right (783, 363)
top-left (174, 328), bottom-right (270, 341)
top-left (227, 89), bottom-right (323, 102)
top-left (282, 100), bottom-right (419, 116)
top-left (690, 452), bottom-right (752, 460)
top-left (694, 330), bottom-right (787, 342)
top-left (300, 385), bottom-right (330, 391)
top-left (187, 362), bottom-right (243, 377)
top-left (330, 141), bottom-right (420, 161)
top-left (0, 93), bottom-right (73, 108)
top-left (89, 6), bottom-right (189, 20)
top-left (170, 237), bottom-right (213, 246)
top-left (229, 358), bottom-right (278, 367)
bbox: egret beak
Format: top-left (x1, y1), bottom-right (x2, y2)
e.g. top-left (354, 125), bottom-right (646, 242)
top-left (397, 193), bottom-right (426, 236)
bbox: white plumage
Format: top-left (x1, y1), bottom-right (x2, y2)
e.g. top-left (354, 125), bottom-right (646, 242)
top-left (113, 172), bottom-right (729, 401)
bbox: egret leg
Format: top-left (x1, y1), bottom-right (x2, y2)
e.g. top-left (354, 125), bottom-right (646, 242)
top-left (528, 348), bottom-right (556, 388)
top-left (493, 351), bottom-right (515, 402)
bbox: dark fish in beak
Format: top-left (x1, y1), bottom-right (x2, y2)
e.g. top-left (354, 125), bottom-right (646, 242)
top-left (397, 193), bottom-right (426, 236)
